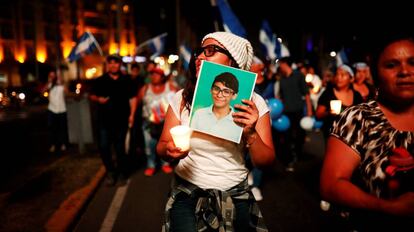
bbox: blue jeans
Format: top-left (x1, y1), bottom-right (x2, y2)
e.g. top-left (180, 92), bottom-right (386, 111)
top-left (98, 124), bottom-right (128, 174)
top-left (245, 153), bottom-right (263, 188)
top-left (170, 192), bottom-right (252, 232)
top-left (142, 124), bottom-right (168, 168)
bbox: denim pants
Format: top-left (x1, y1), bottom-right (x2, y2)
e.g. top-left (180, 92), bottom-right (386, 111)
top-left (142, 124), bottom-right (168, 168)
top-left (98, 124), bottom-right (128, 174)
top-left (170, 192), bottom-right (252, 232)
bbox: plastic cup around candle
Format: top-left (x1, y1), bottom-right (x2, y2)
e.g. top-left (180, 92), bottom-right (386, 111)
top-left (330, 100), bottom-right (342, 115)
top-left (170, 125), bottom-right (192, 151)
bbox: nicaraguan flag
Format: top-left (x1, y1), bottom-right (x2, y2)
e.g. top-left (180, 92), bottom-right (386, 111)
top-left (336, 48), bottom-right (349, 66)
top-left (136, 33), bottom-right (168, 59)
top-left (216, 0), bottom-right (246, 38)
top-left (279, 42), bottom-right (290, 58)
top-left (179, 44), bottom-right (192, 70)
top-left (259, 20), bottom-right (277, 60)
top-left (259, 20), bottom-right (290, 60)
top-left (67, 31), bottom-right (102, 62)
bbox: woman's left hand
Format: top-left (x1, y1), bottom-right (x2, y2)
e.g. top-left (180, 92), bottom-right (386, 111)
top-left (233, 99), bottom-right (259, 136)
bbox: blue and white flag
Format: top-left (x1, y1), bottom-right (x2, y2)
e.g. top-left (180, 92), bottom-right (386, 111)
top-left (136, 33), bottom-right (168, 59)
top-left (67, 31), bottom-right (102, 62)
top-left (179, 43), bottom-right (192, 70)
top-left (259, 20), bottom-right (289, 60)
top-left (336, 48), bottom-right (349, 66)
top-left (216, 0), bottom-right (246, 38)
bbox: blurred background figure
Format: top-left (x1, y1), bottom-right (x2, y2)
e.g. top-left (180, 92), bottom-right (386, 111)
top-left (246, 56), bottom-right (273, 201)
top-left (128, 63), bottom-right (146, 158)
top-left (89, 54), bottom-right (137, 186)
top-left (352, 62), bottom-right (376, 102)
top-left (320, 33), bottom-right (414, 231)
top-left (276, 56), bottom-right (313, 172)
top-left (43, 70), bottom-right (69, 155)
top-left (315, 64), bottom-right (363, 140)
top-left (136, 67), bottom-right (176, 176)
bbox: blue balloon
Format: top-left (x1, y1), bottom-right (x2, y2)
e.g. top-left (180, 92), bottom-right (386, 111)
top-left (267, 98), bottom-right (284, 119)
top-left (314, 120), bottom-right (323, 129)
top-left (272, 114), bottom-right (290, 132)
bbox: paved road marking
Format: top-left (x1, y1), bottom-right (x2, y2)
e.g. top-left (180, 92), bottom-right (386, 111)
top-left (99, 180), bottom-right (130, 232)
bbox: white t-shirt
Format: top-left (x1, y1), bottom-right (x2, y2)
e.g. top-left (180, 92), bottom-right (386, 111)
top-left (48, 85), bottom-right (66, 113)
top-left (191, 105), bottom-right (241, 143)
top-left (169, 89), bottom-right (269, 190)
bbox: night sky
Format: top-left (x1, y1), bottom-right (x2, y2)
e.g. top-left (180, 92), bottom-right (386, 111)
top-left (133, 0), bottom-right (411, 64)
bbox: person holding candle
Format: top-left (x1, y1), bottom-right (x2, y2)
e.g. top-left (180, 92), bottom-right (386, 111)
top-left (315, 64), bottom-right (363, 140)
top-left (319, 33), bottom-right (414, 231)
top-left (156, 31), bottom-right (275, 231)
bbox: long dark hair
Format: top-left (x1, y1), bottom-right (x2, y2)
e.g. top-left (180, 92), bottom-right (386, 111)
top-left (182, 54), bottom-right (197, 112)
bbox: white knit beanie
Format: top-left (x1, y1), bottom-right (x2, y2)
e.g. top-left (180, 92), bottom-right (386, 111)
top-left (202, 32), bottom-right (254, 71)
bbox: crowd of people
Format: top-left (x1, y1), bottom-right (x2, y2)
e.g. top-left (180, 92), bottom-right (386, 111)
top-left (43, 30), bottom-right (413, 231)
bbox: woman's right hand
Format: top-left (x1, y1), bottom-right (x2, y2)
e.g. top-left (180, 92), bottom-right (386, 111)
top-left (165, 141), bottom-right (189, 160)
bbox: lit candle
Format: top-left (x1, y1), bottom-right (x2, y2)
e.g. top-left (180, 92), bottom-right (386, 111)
top-left (330, 100), bottom-right (342, 115)
top-left (170, 125), bottom-right (193, 151)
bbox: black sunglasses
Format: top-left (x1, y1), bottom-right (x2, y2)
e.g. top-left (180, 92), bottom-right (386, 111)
top-left (194, 45), bottom-right (233, 59)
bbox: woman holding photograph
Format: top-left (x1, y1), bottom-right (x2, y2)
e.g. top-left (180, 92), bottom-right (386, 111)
top-left (157, 31), bottom-right (275, 231)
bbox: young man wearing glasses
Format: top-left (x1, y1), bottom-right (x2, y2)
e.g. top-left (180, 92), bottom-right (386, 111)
top-left (190, 72), bottom-right (241, 142)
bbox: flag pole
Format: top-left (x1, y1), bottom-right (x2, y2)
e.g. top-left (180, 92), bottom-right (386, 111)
top-left (209, 0), bottom-right (221, 31)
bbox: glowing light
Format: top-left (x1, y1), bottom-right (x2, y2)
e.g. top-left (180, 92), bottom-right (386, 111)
top-left (168, 54), bottom-right (179, 64)
top-left (15, 54), bottom-right (26, 63)
top-left (0, 44), bottom-right (4, 63)
top-left (305, 74), bottom-right (314, 83)
top-left (85, 68), bottom-right (97, 79)
top-left (109, 42), bottom-right (118, 55)
top-left (36, 51), bottom-right (47, 63)
top-left (61, 41), bottom-right (74, 59)
top-left (330, 100), bottom-right (342, 115)
top-left (123, 5), bottom-right (129, 13)
top-left (18, 93), bottom-right (25, 100)
top-left (330, 51), bottom-right (336, 57)
top-left (120, 43), bottom-right (129, 56)
top-left (43, 92), bottom-right (49, 97)
top-left (170, 125), bottom-right (193, 151)
top-left (75, 83), bottom-right (82, 94)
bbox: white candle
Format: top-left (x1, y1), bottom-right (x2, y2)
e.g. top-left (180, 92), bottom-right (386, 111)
top-left (170, 125), bottom-right (192, 151)
top-left (330, 100), bottom-right (342, 115)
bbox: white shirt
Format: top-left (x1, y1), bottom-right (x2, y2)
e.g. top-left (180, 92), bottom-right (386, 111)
top-left (48, 85), bottom-right (66, 113)
top-left (191, 105), bottom-right (241, 143)
top-left (169, 89), bottom-right (269, 191)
